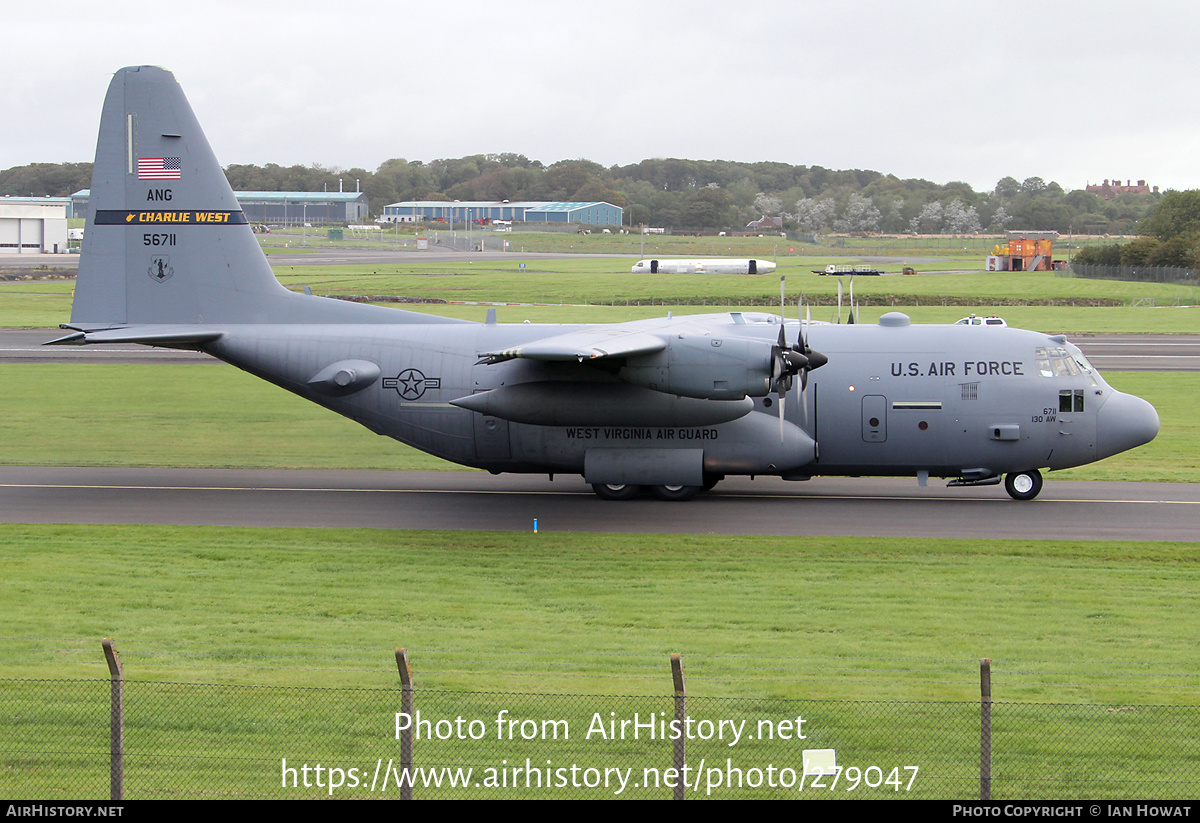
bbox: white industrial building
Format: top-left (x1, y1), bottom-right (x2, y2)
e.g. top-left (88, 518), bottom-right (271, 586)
top-left (0, 197), bottom-right (70, 254)
top-left (379, 200), bottom-right (623, 226)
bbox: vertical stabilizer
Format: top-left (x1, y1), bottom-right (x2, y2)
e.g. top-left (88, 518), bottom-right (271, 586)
top-left (71, 66), bottom-right (447, 329)
top-left (73, 66), bottom-right (299, 326)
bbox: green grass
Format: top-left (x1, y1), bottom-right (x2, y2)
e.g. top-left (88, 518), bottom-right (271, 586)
top-left (4, 265), bottom-right (1199, 331)
top-left (269, 259), bottom-right (1200, 307)
top-left (258, 227), bottom-right (1133, 261)
top-left (0, 363), bottom-right (458, 471)
top-left (0, 365), bottom-right (1192, 481)
top-left (5, 526), bottom-right (1200, 799)
top-left (5, 525), bottom-right (1199, 701)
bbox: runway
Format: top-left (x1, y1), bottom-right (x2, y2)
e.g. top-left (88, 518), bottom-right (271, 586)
top-left (1, 467), bottom-right (1196, 541)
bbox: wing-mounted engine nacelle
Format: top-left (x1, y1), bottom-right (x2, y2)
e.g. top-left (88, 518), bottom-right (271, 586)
top-left (617, 334), bottom-right (773, 400)
top-left (450, 382), bottom-right (754, 427)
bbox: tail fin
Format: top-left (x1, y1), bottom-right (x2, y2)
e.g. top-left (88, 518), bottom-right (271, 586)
top-left (71, 66), bottom-right (298, 326)
top-left (70, 66), bottom-right (446, 329)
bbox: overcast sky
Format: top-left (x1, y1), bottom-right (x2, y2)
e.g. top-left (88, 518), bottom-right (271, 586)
top-left (5, 0), bottom-right (1199, 194)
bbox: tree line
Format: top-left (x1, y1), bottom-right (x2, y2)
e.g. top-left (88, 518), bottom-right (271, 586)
top-left (1074, 190), bottom-right (1200, 270)
top-left (1, 156), bottom-right (1162, 236)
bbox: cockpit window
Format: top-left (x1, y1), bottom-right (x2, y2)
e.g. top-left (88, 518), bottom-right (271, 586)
top-left (1036, 346), bottom-right (1097, 384)
top-left (1060, 389), bottom-right (1085, 413)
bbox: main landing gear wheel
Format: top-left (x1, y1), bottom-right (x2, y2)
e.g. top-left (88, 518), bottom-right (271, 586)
top-left (650, 484), bottom-right (701, 502)
top-left (1004, 469), bottom-right (1043, 501)
top-left (592, 483), bottom-right (640, 501)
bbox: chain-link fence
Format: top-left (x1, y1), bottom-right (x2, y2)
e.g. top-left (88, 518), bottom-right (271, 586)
top-left (4, 650), bottom-right (1199, 800)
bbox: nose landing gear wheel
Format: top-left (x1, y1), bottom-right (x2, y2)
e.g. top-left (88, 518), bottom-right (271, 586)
top-left (650, 484), bottom-right (701, 502)
top-left (592, 483), bottom-right (640, 501)
top-left (1004, 469), bottom-right (1043, 501)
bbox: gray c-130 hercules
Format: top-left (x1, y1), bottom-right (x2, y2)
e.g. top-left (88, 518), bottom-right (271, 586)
top-left (53, 66), bottom-right (1160, 501)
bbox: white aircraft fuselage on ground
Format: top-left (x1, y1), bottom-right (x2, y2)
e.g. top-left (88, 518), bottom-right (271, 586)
top-left (631, 259), bottom-right (775, 274)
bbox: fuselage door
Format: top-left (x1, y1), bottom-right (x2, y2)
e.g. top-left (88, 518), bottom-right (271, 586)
top-left (862, 395), bottom-right (887, 442)
top-left (1054, 387), bottom-right (1097, 466)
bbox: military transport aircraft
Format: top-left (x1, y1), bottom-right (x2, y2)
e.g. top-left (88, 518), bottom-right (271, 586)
top-left (52, 67), bottom-right (1160, 502)
top-left (631, 259), bottom-right (775, 274)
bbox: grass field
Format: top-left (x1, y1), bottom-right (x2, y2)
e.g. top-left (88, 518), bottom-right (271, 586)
top-left (265, 259), bottom-right (1198, 311)
top-left (3, 249), bottom-right (1199, 331)
top-left (258, 226), bottom-right (1135, 260)
top-left (5, 526), bottom-right (1199, 702)
top-left (5, 525), bottom-right (1199, 798)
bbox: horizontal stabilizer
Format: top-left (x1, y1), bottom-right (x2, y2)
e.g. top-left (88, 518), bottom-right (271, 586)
top-left (47, 324), bottom-right (224, 347)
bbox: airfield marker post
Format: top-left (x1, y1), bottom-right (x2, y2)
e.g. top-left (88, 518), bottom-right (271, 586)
top-left (980, 658), bottom-right (992, 800)
top-left (671, 653), bottom-right (686, 800)
top-left (395, 648), bottom-right (414, 801)
top-left (101, 638), bottom-right (124, 802)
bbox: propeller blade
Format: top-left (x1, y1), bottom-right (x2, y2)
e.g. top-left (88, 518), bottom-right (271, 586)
top-left (778, 387), bottom-right (786, 443)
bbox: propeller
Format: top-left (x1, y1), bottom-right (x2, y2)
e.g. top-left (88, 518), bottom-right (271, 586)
top-left (771, 277), bottom-right (828, 440)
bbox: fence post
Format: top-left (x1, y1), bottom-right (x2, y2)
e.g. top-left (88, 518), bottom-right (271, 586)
top-left (101, 638), bottom-right (124, 802)
top-left (395, 648), bottom-right (414, 800)
top-left (671, 653), bottom-right (686, 800)
top-left (980, 658), bottom-right (992, 801)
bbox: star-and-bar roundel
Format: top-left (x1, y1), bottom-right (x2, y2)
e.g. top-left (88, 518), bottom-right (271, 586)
top-left (383, 368), bottom-right (441, 401)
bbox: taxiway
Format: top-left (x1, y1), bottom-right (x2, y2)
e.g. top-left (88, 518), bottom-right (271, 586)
top-left (1, 467), bottom-right (1195, 541)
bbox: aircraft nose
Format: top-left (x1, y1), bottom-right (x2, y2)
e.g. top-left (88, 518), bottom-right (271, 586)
top-left (1095, 390), bottom-right (1159, 460)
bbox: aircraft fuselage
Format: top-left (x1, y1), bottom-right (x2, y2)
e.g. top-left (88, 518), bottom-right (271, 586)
top-left (200, 311), bottom-right (1157, 495)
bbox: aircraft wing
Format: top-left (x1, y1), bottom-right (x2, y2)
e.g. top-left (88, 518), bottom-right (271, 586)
top-left (479, 328), bottom-right (667, 364)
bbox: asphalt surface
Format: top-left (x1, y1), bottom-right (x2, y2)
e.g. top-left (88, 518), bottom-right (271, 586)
top-left (1, 467), bottom-right (1196, 540)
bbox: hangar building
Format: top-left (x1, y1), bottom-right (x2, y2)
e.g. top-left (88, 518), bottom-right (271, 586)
top-left (231, 191), bottom-right (368, 224)
top-left (0, 197), bottom-right (70, 254)
top-left (379, 200), bottom-right (623, 226)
